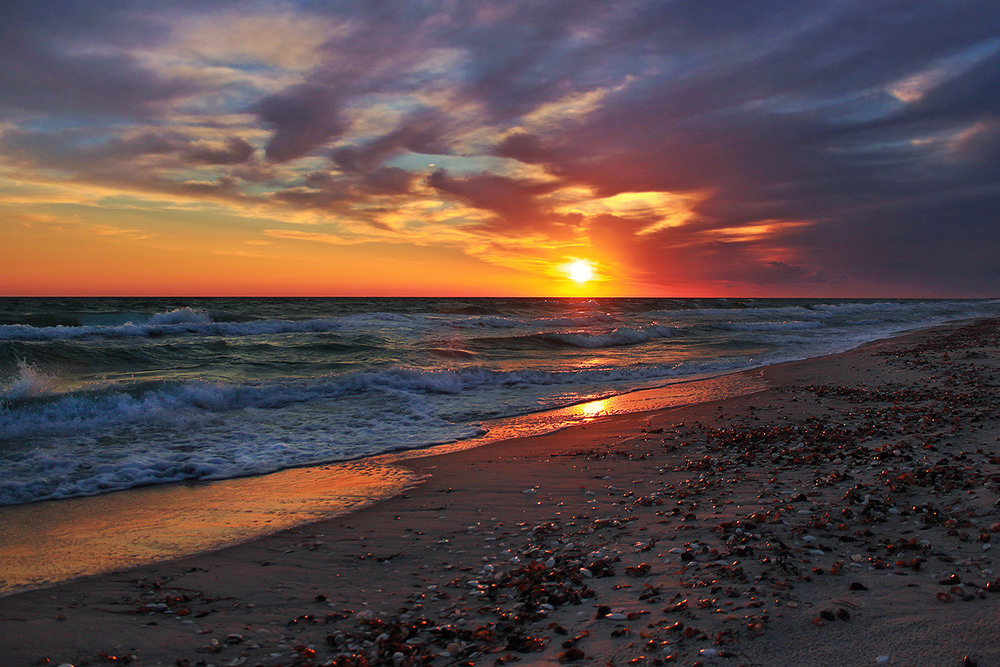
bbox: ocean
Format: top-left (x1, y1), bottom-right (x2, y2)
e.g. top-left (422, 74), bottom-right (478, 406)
top-left (2, 296), bottom-right (998, 508)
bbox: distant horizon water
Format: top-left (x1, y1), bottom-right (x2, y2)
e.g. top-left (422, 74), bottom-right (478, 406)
top-left (2, 296), bottom-right (998, 508)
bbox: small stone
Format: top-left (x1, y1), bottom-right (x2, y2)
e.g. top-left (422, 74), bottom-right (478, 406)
top-left (559, 647), bottom-right (586, 662)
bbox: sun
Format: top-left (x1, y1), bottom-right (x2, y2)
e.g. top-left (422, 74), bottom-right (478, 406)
top-left (566, 259), bottom-right (595, 284)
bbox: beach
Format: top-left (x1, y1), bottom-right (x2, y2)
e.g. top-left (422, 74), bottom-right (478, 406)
top-left (3, 318), bottom-right (1000, 666)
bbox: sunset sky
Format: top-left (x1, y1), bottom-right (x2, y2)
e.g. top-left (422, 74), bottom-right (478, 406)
top-left (1, 1), bottom-right (998, 297)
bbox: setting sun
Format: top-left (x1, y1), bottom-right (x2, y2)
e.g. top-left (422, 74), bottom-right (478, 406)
top-left (566, 259), bottom-right (595, 284)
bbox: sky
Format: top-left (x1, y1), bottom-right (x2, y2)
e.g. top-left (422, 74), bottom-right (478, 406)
top-left (1, 1), bottom-right (998, 297)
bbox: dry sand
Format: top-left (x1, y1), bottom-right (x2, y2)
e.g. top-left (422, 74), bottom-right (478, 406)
top-left (3, 319), bottom-right (1000, 667)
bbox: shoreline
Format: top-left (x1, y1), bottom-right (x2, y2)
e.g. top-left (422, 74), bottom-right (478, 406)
top-left (0, 319), bottom-right (952, 598)
top-left (0, 367), bottom-right (771, 598)
top-left (3, 318), bottom-right (1000, 665)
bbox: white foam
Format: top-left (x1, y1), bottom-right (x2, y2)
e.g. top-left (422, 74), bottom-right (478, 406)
top-left (146, 307), bottom-right (213, 326)
top-left (544, 324), bottom-right (675, 348)
top-left (0, 362), bottom-right (59, 400)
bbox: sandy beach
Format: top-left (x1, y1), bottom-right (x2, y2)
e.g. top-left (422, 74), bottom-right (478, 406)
top-left (4, 319), bottom-right (1000, 667)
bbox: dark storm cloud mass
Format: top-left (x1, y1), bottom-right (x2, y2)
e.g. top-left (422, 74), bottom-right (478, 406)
top-left (2, 0), bottom-right (999, 294)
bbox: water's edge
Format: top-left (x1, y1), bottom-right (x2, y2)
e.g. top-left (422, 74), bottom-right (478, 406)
top-left (0, 317), bottom-right (972, 597)
top-left (0, 369), bottom-right (769, 598)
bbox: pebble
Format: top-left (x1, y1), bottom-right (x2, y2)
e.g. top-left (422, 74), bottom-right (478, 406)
top-left (88, 322), bottom-right (1000, 667)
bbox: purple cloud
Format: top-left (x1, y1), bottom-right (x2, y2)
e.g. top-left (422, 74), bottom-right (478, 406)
top-left (257, 84), bottom-right (347, 163)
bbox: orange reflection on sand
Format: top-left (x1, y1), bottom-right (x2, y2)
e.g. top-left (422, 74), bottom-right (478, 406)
top-left (0, 461), bottom-right (419, 595)
top-left (403, 370), bottom-right (769, 460)
top-left (573, 397), bottom-right (612, 420)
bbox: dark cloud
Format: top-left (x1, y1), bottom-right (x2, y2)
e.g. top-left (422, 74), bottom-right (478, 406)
top-left (360, 167), bottom-right (416, 195)
top-left (472, 1), bottom-right (1000, 292)
top-left (184, 138), bottom-right (255, 165)
top-left (2, 129), bottom-right (179, 170)
top-left (0, 1), bottom-right (205, 118)
top-left (258, 84), bottom-right (347, 163)
top-left (332, 113), bottom-right (447, 173)
top-left (4, 0), bottom-right (1000, 294)
top-left (494, 131), bottom-right (549, 165)
top-left (2, 128), bottom-right (256, 173)
top-left (428, 170), bottom-right (579, 236)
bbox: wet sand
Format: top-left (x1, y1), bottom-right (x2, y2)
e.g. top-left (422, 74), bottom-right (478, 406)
top-left (0, 370), bottom-right (766, 597)
top-left (3, 319), bottom-right (1000, 666)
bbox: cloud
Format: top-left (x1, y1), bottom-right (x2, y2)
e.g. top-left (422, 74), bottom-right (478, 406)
top-left (0, 1), bottom-right (206, 118)
top-left (427, 169), bottom-right (579, 236)
top-left (1, 127), bottom-right (257, 177)
top-left (4, 0), bottom-right (1000, 295)
top-left (332, 113), bottom-right (448, 173)
top-left (184, 138), bottom-right (255, 165)
top-left (257, 84), bottom-right (347, 163)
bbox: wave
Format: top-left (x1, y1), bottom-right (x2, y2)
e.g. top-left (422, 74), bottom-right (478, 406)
top-left (0, 307), bottom-right (515, 342)
top-left (145, 306), bottom-right (212, 326)
top-left (3, 296), bottom-right (999, 507)
top-left (0, 357), bottom-right (751, 505)
top-left (0, 356), bottom-right (733, 443)
top-left (0, 362), bottom-right (59, 401)
top-left (448, 313), bottom-right (618, 330)
top-left (541, 324), bottom-right (675, 348)
top-left (0, 308), bottom-right (352, 341)
top-left (711, 321), bottom-right (824, 332)
top-left (428, 347), bottom-right (477, 358)
top-left (4, 299), bottom-right (985, 344)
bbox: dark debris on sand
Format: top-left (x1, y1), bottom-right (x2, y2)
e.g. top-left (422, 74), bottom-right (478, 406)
top-left (39, 320), bottom-right (1000, 667)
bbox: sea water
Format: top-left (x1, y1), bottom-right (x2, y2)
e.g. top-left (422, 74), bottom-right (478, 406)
top-left (2, 297), bottom-right (998, 507)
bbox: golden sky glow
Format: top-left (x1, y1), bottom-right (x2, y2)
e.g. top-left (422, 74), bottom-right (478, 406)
top-left (1, 2), bottom-right (998, 297)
